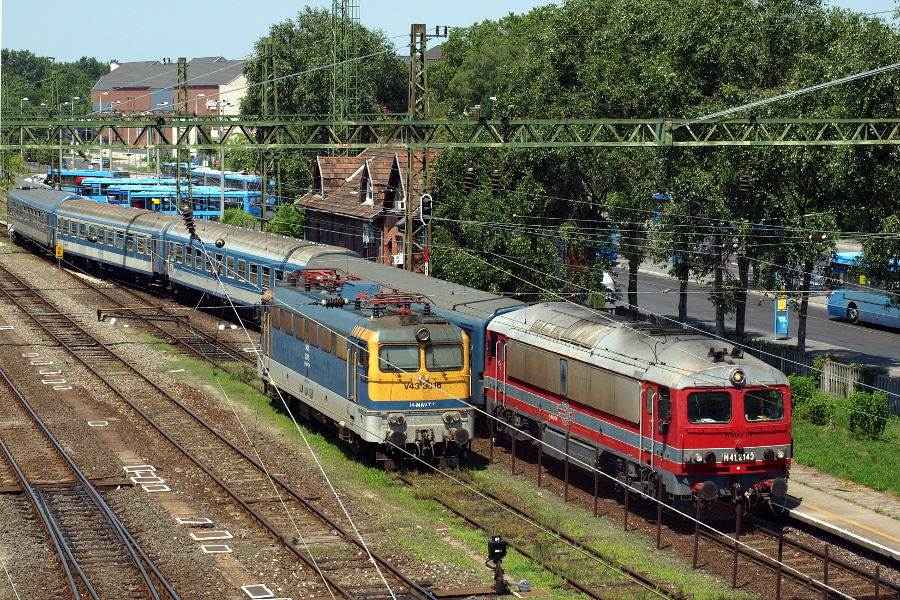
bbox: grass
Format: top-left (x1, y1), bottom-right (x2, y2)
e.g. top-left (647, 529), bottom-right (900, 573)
top-left (792, 403), bottom-right (900, 498)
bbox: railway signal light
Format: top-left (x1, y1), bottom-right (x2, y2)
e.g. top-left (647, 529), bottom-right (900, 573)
top-left (463, 167), bottom-right (475, 195)
top-left (809, 233), bottom-right (828, 242)
top-left (491, 169), bottom-right (501, 197)
top-left (418, 194), bottom-right (432, 226)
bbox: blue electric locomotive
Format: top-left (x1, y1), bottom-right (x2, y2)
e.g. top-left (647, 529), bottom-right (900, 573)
top-left (259, 269), bottom-right (473, 467)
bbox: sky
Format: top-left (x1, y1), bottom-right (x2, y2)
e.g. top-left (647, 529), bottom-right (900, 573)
top-left (1, 0), bottom-right (897, 65)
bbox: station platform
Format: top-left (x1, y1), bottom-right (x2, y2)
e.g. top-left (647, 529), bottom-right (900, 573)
top-left (774, 464), bottom-right (900, 561)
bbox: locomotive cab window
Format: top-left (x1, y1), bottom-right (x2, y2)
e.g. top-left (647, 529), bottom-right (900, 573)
top-left (743, 389), bottom-right (784, 422)
top-left (425, 343), bottom-right (464, 371)
top-left (379, 345), bottom-right (419, 373)
top-left (687, 390), bottom-right (732, 424)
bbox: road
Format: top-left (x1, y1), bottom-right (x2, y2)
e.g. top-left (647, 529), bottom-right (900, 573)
top-left (627, 267), bottom-right (900, 375)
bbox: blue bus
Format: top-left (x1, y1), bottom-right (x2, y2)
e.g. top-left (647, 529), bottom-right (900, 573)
top-left (66, 177), bottom-right (185, 201)
top-left (47, 169), bottom-right (130, 188)
top-left (106, 184), bottom-right (265, 219)
top-left (826, 252), bottom-right (900, 327)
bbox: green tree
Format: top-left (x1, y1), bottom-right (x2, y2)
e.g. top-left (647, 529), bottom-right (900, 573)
top-left (267, 203), bottom-right (305, 238)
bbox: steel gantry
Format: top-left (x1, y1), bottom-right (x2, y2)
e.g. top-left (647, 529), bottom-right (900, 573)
top-left (4, 115), bottom-right (900, 152)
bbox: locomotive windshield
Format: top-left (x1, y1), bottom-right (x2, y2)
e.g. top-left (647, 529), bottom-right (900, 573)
top-left (743, 389), bottom-right (785, 422)
top-left (379, 345), bottom-right (419, 372)
top-left (687, 391), bottom-right (732, 424)
top-left (425, 343), bottom-right (464, 371)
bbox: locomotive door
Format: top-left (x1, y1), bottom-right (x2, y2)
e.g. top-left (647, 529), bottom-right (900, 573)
top-left (642, 385), bottom-right (656, 466)
top-left (493, 337), bottom-right (507, 410)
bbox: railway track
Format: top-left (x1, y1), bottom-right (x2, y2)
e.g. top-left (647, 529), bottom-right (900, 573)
top-left (481, 437), bottom-right (900, 600)
top-left (398, 472), bottom-right (688, 600)
top-left (0, 261), bottom-right (443, 600)
top-left (0, 366), bottom-right (179, 599)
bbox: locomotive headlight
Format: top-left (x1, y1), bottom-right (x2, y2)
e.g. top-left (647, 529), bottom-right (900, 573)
top-left (693, 452), bottom-right (704, 463)
top-left (705, 451), bottom-right (716, 463)
top-left (776, 449), bottom-right (786, 459)
top-left (764, 449), bottom-right (775, 461)
top-left (730, 368), bottom-right (746, 386)
top-left (442, 411), bottom-right (461, 423)
top-left (388, 413), bottom-right (406, 425)
top-left (415, 327), bottom-right (431, 342)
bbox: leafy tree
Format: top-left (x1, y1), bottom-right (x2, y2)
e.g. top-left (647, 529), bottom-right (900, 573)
top-left (239, 7), bottom-right (407, 195)
top-left (221, 209), bottom-right (257, 228)
top-left (267, 203), bottom-right (305, 239)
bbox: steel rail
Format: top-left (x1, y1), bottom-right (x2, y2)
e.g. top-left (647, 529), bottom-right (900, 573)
top-left (0, 262), bottom-right (438, 600)
top-left (0, 366), bottom-right (178, 600)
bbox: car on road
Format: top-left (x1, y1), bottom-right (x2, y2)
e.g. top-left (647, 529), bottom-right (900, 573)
top-left (90, 157), bottom-right (110, 168)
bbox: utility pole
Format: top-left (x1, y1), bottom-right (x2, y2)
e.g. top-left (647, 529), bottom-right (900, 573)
top-left (404, 23), bottom-right (428, 272)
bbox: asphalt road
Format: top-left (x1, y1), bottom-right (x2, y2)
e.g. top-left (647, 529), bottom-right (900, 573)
top-left (628, 266), bottom-right (900, 375)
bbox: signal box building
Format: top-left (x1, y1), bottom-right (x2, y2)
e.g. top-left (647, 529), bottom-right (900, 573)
top-left (297, 148), bottom-right (435, 268)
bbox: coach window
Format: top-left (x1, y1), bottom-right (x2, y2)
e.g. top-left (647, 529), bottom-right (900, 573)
top-left (127, 234), bottom-right (135, 253)
top-left (215, 254), bottom-right (224, 275)
top-left (194, 248), bottom-right (202, 269)
top-left (687, 390), bottom-right (732, 424)
top-left (137, 236), bottom-right (145, 255)
top-left (275, 269), bottom-right (284, 283)
top-left (238, 259), bottom-right (247, 281)
top-left (744, 389), bottom-right (784, 422)
top-left (250, 263), bottom-right (259, 286)
top-left (99, 228), bottom-right (108, 245)
top-left (174, 243), bottom-right (183, 264)
top-left (225, 256), bottom-right (234, 278)
top-left (116, 231), bottom-right (124, 249)
top-left (262, 266), bottom-right (271, 288)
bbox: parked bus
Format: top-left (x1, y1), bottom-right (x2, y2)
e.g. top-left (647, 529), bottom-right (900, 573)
top-left (826, 252), bottom-right (900, 328)
top-left (46, 169), bottom-right (130, 188)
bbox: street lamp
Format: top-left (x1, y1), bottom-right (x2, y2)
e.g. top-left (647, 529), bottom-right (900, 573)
top-left (69, 97), bottom-right (81, 167)
top-left (20, 97), bottom-right (29, 109)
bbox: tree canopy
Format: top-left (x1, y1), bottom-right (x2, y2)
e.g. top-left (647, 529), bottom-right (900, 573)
top-left (427, 0), bottom-right (900, 345)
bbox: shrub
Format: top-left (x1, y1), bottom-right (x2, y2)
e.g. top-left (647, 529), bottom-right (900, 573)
top-left (846, 391), bottom-right (891, 439)
top-left (789, 375), bottom-right (836, 426)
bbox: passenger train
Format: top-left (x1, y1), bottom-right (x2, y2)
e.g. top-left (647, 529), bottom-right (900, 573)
top-left (7, 184), bottom-right (791, 506)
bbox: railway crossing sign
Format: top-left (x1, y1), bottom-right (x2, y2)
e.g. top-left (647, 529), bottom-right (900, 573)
top-left (55, 245), bottom-right (63, 259)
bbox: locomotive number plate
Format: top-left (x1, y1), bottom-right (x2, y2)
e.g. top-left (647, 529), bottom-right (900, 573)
top-left (722, 452), bottom-right (756, 463)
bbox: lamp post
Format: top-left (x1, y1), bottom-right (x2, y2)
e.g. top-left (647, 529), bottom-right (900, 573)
top-left (217, 100), bottom-right (232, 219)
top-left (19, 98), bottom-right (29, 161)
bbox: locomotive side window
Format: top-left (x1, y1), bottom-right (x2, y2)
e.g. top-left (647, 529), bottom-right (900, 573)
top-left (272, 307), bottom-right (281, 330)
top-left (425, 343), bottom-right (464, 371)
top-left (379, 345), bottom-right (419, 373)
top-left (646, 386), bottom-right (655, 415)
top-left (295, 317), bottom-right (305, 340)
top-left (336, 335), bottom-right (348, 360)
top-left (744, 389), bottom-right (784, 422)
top-left (687, 391), bottom-right (732, 424)
top-left (559, 359), bottom-right (568, 397)
top-left (357, 343), bottom-right (369, 370)
top-left (282, 311), bottom-right (293, 336)
top-left (321, 328), bottom-right (332, 353)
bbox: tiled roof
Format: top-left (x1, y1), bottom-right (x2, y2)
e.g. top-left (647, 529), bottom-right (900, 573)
top-left (92, 57), bottom-right (244, 91)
